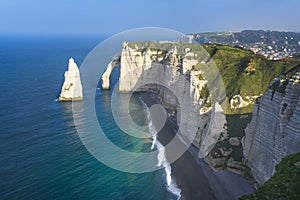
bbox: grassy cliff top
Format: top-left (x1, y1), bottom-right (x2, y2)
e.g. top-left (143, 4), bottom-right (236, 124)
top-left (200, 44), bottom-right (300, 97)
top-left (127, 41), bottom-right (300, 113)
top-left (127, 41), bottom-right (209, 57)
top-left (240, 152), bottom-right (300, 199)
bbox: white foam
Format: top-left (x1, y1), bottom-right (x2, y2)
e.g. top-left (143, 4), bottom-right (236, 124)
top-left (148, 120), bottom-right (157, 150)
top-left (150, 133), bottom-right (157, 150)
top-left (139, 97), bottom-right (181, 199)
top-left (140, 98), bottom-right (157, 150)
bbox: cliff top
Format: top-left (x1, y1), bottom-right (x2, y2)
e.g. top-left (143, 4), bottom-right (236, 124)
top-left (126, 41), bottom-right (300, 114)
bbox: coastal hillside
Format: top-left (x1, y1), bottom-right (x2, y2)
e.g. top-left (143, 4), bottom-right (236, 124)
top-left (102, 41), bottom-right (300, 176)
top-left (201, 44), bottom-right (300, 114)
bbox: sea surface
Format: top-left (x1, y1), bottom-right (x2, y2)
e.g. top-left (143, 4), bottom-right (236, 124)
top-left (0, 36), bottom-right (179, 199)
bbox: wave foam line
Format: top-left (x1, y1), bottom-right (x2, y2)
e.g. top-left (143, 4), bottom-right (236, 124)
top-left (139, 97), bottom-right (181, 199)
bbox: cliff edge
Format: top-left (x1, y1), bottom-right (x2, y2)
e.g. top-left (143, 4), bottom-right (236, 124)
top-left (243, 71), bottom-right (300, 185)
top-left (102, 41), bottom-right (226, 158)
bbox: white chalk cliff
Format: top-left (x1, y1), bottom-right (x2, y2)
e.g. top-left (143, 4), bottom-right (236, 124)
top-left (59, 58), bottom-right (83, 101)
top-left (102, 53), bottom-right (121, 89)
top-left (102, 42), bottom-right (226, 158)
top-left (100, 41), bottom-right (300, 186)
top-left (242, 72), bottom-right (300, 185)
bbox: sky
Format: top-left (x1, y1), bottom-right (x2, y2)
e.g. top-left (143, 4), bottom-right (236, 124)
top-left (0, 0), bottom-right (299, 36)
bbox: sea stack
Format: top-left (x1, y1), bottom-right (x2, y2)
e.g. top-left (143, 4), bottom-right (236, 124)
top-left (58, 58), bottom-right (83, 101)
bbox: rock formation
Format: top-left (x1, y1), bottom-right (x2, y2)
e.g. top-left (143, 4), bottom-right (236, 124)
top-left (242, 72), bottom-right (300, 185)
top-left (100, 41), bottom-right (300, 183)
top-left (59, 58), bottom-right (83, 101)
top-left (101, 53), bottom-right (121, 89)
top-left (102, 42), bottom-right (226, 158)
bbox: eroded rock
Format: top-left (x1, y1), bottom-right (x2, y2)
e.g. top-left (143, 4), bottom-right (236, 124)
top-left (59, 58), bottom-right (83, 101)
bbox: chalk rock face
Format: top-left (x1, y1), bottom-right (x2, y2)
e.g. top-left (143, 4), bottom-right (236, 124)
top-left (59, 58), bottom-right (83, 101)
top-left (119, 43), bottom-right (156, 92)
top-left (198, 102), bottom-right (226, 157)
top-left (242, 72), bottom-right (300, 185)
top-left (182, 57), bottom-right (198, 74)
top-left (102, 53), bottom-right (121, 89)
top-left (102, 42), bottom-right (226, 157)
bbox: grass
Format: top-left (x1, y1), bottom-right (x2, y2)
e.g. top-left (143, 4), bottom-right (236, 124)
top-left (208, 113), bottom-right (252, 162)
top-left (201, 44), bottom-right (299, 99)
top-left (240, 152), bottom-right (300, 199)
top-left (200, 44), bottom-right (300, 114)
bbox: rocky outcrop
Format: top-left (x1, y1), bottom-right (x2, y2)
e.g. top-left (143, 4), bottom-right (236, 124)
top-left (230, 95), bottom-right (249, 109)
top-left (199, 102), bottom-right (226, 157)
top-left (59, 58), bottom-right (83, 101)
top-left (242, 72), bottom-right (300, 185)
top-left (118, 42), bottom-right (168, 92)
top-left (101, 53), bottom-right (121, 89)
top-left (102, 42), bottom-right (226, 158)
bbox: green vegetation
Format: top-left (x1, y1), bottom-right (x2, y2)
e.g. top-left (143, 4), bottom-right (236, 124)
top-left (240, 152), bottom-right (300, 200)
top-left (200, 84), bottom-right (209, 99)
top-left (200, 44), bottom-right (300, 99)
top-left (196, 73), bottom-right (204, 80)
top-left (209, 114), bottom-right (252, 162)
top-left (197, 44), bottom-right (300, 114)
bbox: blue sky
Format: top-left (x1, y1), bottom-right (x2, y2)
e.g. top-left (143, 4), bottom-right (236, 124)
top-left (0, 0), bottom-right (299, 36)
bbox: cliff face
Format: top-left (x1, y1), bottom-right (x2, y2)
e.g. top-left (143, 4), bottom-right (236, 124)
top-left (101, 41), bottom-right (300, 181)
top-left (102, 42), bottom-right (226, 158)
top-left (59, 58), bottom-right (83, 101)
top-left (243, 72), bottom-right (300, 185)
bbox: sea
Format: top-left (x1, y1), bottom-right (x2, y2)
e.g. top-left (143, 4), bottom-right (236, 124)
top-left (0, 36), bottom-right (180, 199)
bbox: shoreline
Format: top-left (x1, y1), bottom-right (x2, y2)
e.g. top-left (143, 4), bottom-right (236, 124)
top-left (139, 92), bottom-right (254, 200)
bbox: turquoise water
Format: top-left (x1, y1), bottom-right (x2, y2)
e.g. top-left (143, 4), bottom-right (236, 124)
top-left (0, 36), bottom-right (174, 199)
